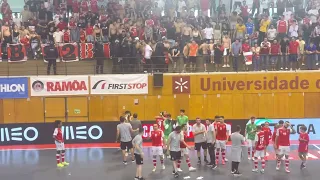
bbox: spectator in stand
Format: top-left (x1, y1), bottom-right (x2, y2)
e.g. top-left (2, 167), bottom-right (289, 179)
top-left (188, 40), bottom-right (198, 72)
top-left (251, 0), bottom-right (260, 16)
top-left (258, 15), bottom-right (270, 44)
top-left (289, 21), bottom-right (299, 38)
top-left (251, 43), bottom-right (260, 71)
top-left (288, 37), bottom-right (300, 71)
top-left (241, 1), bottom-right (249, 23)
top-left (21, 6), bottom-right (33, 27)
top-left (260, 38), bottom-right (270, 71)
top-left (231, 39), bottom-right (242, 72)
top-left (305, 41), bottom-right (317, 70)
top-left (277, 15), bottom-right (288, 39)
top-left (269, 40), bottom-right (281, 71)
top-left (267, 24), bottom-right (277, 42)
top-left (13, 13), bottom-right (22, 28)
top-left (222, 34), bottom-right (231, 67)
top-left (235, 19), bottom-right (246, 40)
top-left (12, 25), bottom-right (20, 44)
top-left (280, 36), bottom-right (289, 70)
top-left (297, 36), bottom-right (306, 67)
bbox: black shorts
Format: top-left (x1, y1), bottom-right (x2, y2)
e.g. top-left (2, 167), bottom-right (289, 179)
top-left (120, 141), bottom-right (133, 150)
top-left (170, 151), bottom-right (181, 161)
top-left (134, 153), bottom-right (144, 165)
top-left (183, 56), bottom-right (189, 64)
top-left (289, 54), bottom-right (298, 62)
top-left (204, 55), bottom-right (210, 64)
top-left (195, 142), bottom-right (208, 151)
top-left (189, 56), bottom-right (196, 63)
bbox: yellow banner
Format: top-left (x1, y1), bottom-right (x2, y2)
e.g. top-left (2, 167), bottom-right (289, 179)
top-left (166, 72), bottom-right (320, 94)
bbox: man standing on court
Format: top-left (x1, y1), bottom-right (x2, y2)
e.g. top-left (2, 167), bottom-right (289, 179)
top-left (246, 117), bottom-right (257, 160)
top-left (130, 113), bottom-right (142, 139)
top-left (192, 118), bottom-right (208, 165)
top-left (231, 125), bottom-right (245, 176)
top-left (177, 109), bottom-right (188, 127)
top-left (164, 114), bottom-right (174, 157)
top-left (116, 116), bottom-right (138, 165)
top-left (206, 119), bottom-right (217, 169)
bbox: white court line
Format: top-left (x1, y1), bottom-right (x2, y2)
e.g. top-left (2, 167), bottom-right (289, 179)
top-left (0, 143), bottom-right (305, 152)
top-left (313, 144), bottom-right (320, 150)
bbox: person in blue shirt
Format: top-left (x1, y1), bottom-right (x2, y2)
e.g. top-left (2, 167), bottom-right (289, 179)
top-left (245, 18), bottom-right (255, 46)
top-left (305, 41), bottom-right (317, 70)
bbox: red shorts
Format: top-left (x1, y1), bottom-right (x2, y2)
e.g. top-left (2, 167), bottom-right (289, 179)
top-left (265, 141), bottom-right (269, 146)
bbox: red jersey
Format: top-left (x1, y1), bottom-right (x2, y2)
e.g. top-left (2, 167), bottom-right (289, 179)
top-left (99, 15), bottom-right (108, 22)
top-left (139, 28), bottom-right (145, 40)
top-left (63, 30), bottom-right (70, 42)
top-left (216, 123), bottom-right (227, 140)
top-left (130, 26), bottom-right (138, 37)
top-left (60, 3), bottom-right (67, 10)
top-left (80, 30), bottom-right (86, 42)
top-left (242, 43), bottom-right (250, 52)
top-left (303, 18), bottom-right (311, 25)
top-left (270, 43), bottom-right (280, 54)
top-left (57, 22), bottom-right (67, 31)
top-left (289, 41), bottom-right (299, 54)
top-left (90, 0), bottom-right (98, 12)
top-left (156, 117), bottom-right (164, 132)
top-left (277, 20), bottom-right (287, 33)
top-left (86, 26), bottom-right (94, 35)
top-left (276, 128), bottom-right (291, 146)
top-left (241, 5), bottom-right (249, 17)
top-left (53, 128), bottom-right (64, 142)
top-left (180, 131), bottom-right (187, 148)
top-left (150, 130), bottom-right (163, 146)
top-left (73, 2), bottom-right (80, 13)
top-left (145, 19), bottom-right (154, 26)
top-left (81, 1), bottom-right (89, 12)
top-left (260, 42), bottom-right (270, 54)
top-left (262, 126), bottom-right (272, 143)
top-left (298, 133), bottom-right (309, 153)
top-left (67, 0), bottom-right (73, 6)
top-left (255, 131), bottom-right (265, 151)
top-left (68, 21), bottom-right (77, 29)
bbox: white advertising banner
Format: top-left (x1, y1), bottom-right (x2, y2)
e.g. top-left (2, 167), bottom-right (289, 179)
top-left (30, 76), bottom-right (89, 96)
top-left (90, 74), bottom-right (148, 94)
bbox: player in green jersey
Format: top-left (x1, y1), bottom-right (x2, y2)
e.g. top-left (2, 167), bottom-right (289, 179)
top-left (246, 116), bottom-right (257, 160)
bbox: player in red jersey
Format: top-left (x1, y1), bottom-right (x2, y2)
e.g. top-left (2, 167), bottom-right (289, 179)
top-left (80, 0), bottom-right (89, 13)
top-left (63, 27), bottom-right (71, 43)
top-left (176, 124), bottom-right (196, 172)
top-left (150, 124), bottom-right (165, 172)
top-left (215, 116), bottom-right (229, 165)
top-left (252, 126), bottom-right (266, 173)
top-left (80, 28), bottom-right (86, 43)
top-left (275, 121), bottom-right (296, 173)
top-left (90, 0), bottom-right (99, 13)
top-left (53, 120), bottom-right (69, 168)
top-left (262, 122), bottom-right (272, 160)
top-left (272, 121), bottom-right (284, 156)
top-left (298, 125), bottom-right (309, 169)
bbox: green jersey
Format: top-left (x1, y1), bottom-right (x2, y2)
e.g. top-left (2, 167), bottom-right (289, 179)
top-left (177, 115), bottom-right (188, 126)
top-left (164, 119), bottom-right (173, 136)
top-left (246, 123), bottom-right (257, 140)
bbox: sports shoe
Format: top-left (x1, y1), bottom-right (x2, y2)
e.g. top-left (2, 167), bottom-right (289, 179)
top-left (132, 160), bottom-right (135, 163)
top-left (276, 164), bottom-right (280, 171)
top-left (302, 164), bottom-right (306, 169)
top-left (152, 167), bottom-right (156, 172)
top-left (123, 161), bottom-right (127, 165)
top-left (139, 177), bottom-right (145, 180)
top-left (162, 165), bottom-right (165, 170)
top-left (206, 163), bottom-right (213, 167)
top-left (57, 163), bottom-right (64, 168)
top-left (248, 157), bottom-right (251, 160)
top-left (222, 65), bottom-right (226, 67)
top-left (216, 160), bottom-right (219, 165)
top-left (234, 173), bottom-right (242, 177)
top-left (212, 165), bottom-right (217, 170)
top-left (231, 170), bottom-right (235, 174)
top-left (134, 177), bottom-right (139, 180)
top-left (285, 67), bottom-right (288, 70)
top-left (260, 169), bottom-right (265, 174)
top-left (227, 64), bottom-right (230, 67)
top-left (225, 158), bottom-right (228, 162)
top-left (221, 160), bottom-right (225, 165)
top-left (204, 159), bottom-right (209, 164)
top-left (189, 167), bottom-right (196, 172)
top-left (285, 168), bottom-right (290, 173)
top-left (252, 169), bottom-right (258, 173)
top-left (172, 170), bottom-right (175, 174)
top-left (316, 62), bottom-right (319, 66)
top-left (177, 168), bottom-right (183, 172)
top-left (197, 160), bottom-right (201, 165)
top-left (174, 172), bottom-right (179, 178)
top-left (61, 162), bottom-right (69, 166)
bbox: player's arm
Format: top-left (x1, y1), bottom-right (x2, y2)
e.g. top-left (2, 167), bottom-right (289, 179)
top-left (180, 133), bottom-right (191, 150)
top-left (226, 129), bottom-right (230, 142)
top-left (212, 126), bottom-right (216, 144)
top-left (254, 134), bottom-right (258, 151)
top-left (289, 124), bottom-right (296, 134)
top-left (166, 133), bottom-right (171, 149)
top-left (162, 131), bottom-right (167, 148)
top-left (116, 127), bottom-right (120, 142)
top-left (274, 129), bottom-right (279, 149)
top-left (53, 128), bottom-right (60, 142)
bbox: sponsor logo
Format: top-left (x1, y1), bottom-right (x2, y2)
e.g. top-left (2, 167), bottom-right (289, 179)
top-left (172, 76), bottom-right (190, 94)
top-left (62, 125), bottom-right (103, 140)
top-left (0, 127), bottom-right (38, 142)
top-left (0, 84), bottom-right (25, 93)
top-left (92, 80), bottom-right (147, 90)
top-left (32, 81), bottom-right (44, 92)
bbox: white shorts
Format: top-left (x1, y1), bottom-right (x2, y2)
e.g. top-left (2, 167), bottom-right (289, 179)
top-left (216, 140), bottom-right (226, 149)
top-left (151, 146), bottom-right (163, 156)
top-left (181, 148), bottom-right (189, 156)
top-left (254, 150), bottom-right (265, 158)
top-left (247, 139), bottom-right (256, 148)
top-left (279, 146), bottom-right (290, 156)
top-left (55, 141), bottom-right (65, 151)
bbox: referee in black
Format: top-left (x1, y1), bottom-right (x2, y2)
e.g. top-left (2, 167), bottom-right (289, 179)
top-left (45, 41), bottom-right (59, 75)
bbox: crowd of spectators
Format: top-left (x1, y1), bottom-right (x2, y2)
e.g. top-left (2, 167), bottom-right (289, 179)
top-left (2, 0), bottom-right (320, 73)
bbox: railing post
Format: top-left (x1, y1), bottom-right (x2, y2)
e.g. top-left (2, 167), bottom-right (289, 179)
top-left (36, 64), bottom-right (38, 76)
top-left (65, 62), bottom-right (67, 76)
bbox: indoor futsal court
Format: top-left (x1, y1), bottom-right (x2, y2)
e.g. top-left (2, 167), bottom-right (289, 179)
top-left (0, 142), bottom-right (319, 180)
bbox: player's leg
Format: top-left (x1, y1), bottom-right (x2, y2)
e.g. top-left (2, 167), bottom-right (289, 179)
top-left (202, 142), bottom-right (208, 164)
top-left (276, 146), bottom-right (284, 170)
top-left (159, 153), bottom-right (165, 170)
top-left (120, 142), bottom-right (128, 164)
top-left (207, 143), bottom-right (216, 167)
top-left (176, 150), bottom-right (183, 172)
top-left (216, 141), bottom-right (221, 165)
top-left (184, 149), bottom-right (196, 171)
top-left (221, 141), bottom-right (227, 164)
top-left (284, 146), bottom-right (290, 173)
top-left (128, 142), bottom-right (135, 162)
top-left (260, 150), bottom-right (266, 173)
top-left (60, 143), bottom-right (69, 166)
top-left (55, 141), bottom-right (63, 167)
top-left (301, 153), bottom-right (307, 169)
top-left (157, 146), bottom-right (165, 170)
top-left (248, 140), bottom-right (252, 160)
top-left (135, 153), bottom-right (144, 180)
top-left (171, 151), bottom-right (180, 178)
top-left (195, 143), bottom-right (202, 164)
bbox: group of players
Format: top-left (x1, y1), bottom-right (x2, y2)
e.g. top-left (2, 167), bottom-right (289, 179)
top-left (52, 110), bottom-right (310, 180)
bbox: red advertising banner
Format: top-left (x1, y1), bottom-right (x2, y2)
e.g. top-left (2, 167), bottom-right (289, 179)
top-left (7, 44), bottom-right (27, 62)
top-left (80, 43), bottom-right (94, 59)
top-left (59, 43), bottom-right (79, 62)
